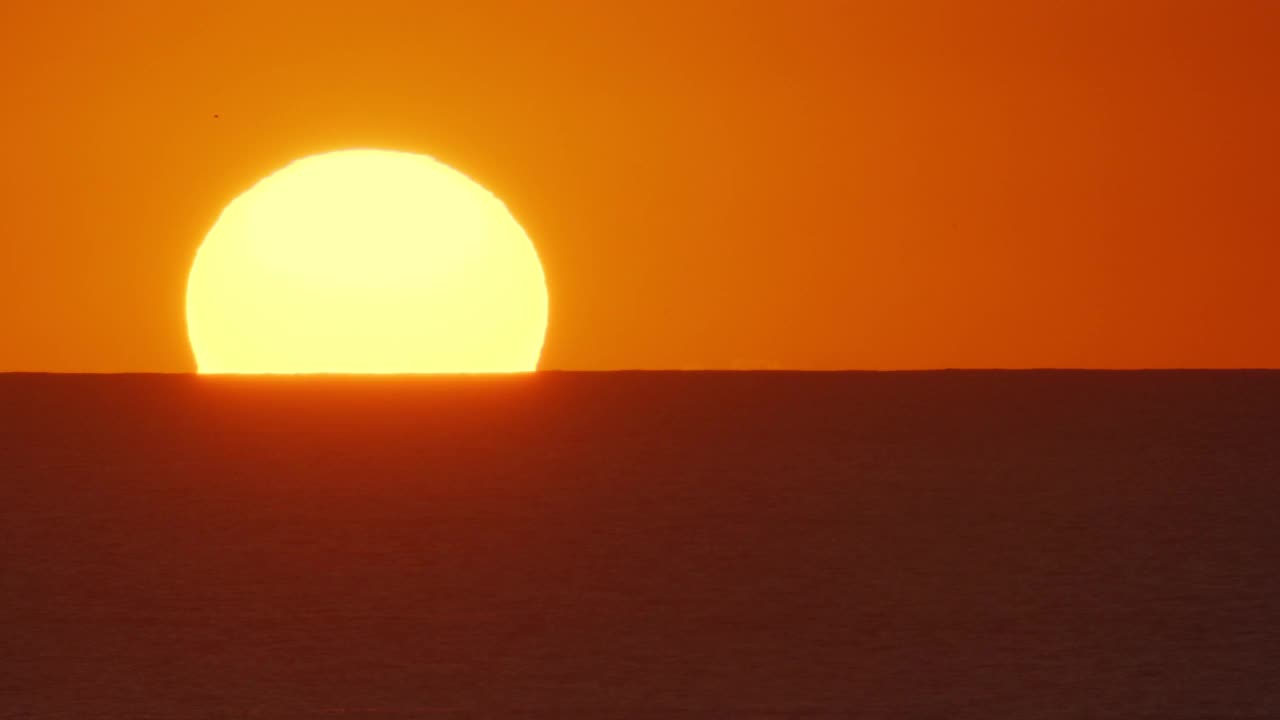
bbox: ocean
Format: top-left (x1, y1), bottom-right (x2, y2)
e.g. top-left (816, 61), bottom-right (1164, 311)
top-left (2, 371), bottom-right (1278, 718)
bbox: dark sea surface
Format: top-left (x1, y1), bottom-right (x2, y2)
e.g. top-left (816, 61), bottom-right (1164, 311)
top-left (2, 371), bottom-right (1278, 719)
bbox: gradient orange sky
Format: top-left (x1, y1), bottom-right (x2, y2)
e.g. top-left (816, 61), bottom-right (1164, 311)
top-left (2, 1), bottom-right (1277, 371)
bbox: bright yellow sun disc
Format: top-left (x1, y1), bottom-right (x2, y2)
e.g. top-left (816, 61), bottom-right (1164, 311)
top-left (186, 149), bottom-right (548, 373)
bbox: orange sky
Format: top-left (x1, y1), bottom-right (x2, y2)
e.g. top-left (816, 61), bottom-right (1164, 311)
top-left (2, 0), bottom-right (1277, 371)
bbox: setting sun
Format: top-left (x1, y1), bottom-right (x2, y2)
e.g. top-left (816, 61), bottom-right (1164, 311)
top-left (186, 149), bottom-right (548, 374)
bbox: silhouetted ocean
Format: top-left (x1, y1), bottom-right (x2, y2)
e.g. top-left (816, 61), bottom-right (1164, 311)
top-left (2, 371), bottom-right (1278, 718)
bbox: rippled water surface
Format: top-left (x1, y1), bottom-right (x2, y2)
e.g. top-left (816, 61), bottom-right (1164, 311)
top-left (3, 371), bottom-right (1278, 718)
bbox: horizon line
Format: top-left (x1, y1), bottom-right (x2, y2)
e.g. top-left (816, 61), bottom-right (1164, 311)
top-left (2, 368), bottom-right (1279, 377)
